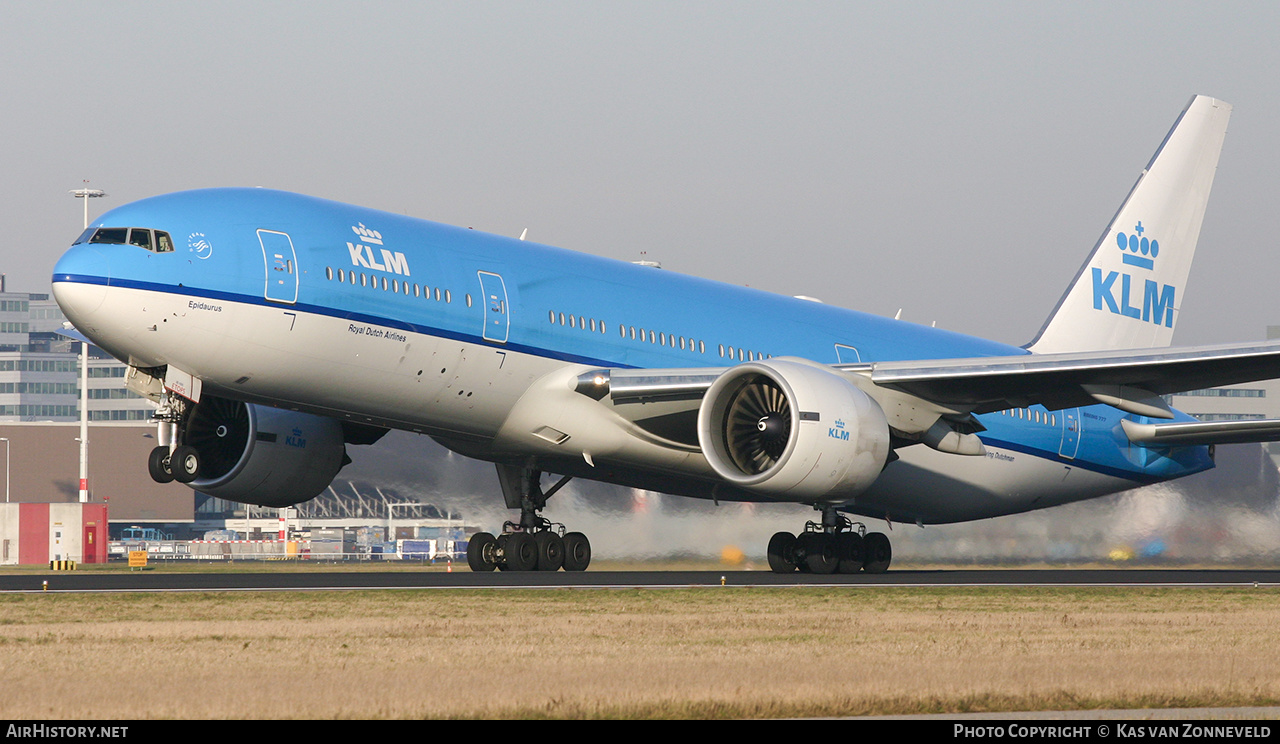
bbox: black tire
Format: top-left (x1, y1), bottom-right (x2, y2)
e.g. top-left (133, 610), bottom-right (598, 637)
top-left (793, 532), bottom-right (813, 573)
top-left (766, 531), bottom-right (797, 573)
top-left (147, 446), bottom-right (175, 484)
top-left (863, 532), bottom-right (892, 574)
top-left (799, 532), bottom-right (838, 575)
top-left (534, 531), bottom-right (564, 571)
top-left (505, 532), bottom-right (538, 571)
top-left (171, 445), bottom-right (200, 483)
top-left (562, 532), bottom-right (591, 572)
top-left (467, 532), bottom-right (497, 572)
top-left (835, 532), bottom-right (864, 574)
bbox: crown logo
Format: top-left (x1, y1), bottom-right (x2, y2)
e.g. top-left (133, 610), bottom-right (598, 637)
top-left (351, 223), bottom-right (383, 245)
top-left (1115, 221), bottom-right (1158, 270)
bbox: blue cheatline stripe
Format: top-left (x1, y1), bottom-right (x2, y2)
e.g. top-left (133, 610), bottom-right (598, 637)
top-left (52, 273), bottom-right (633, 370)
top-left (978, 435), bottom-right (1155, 484)
top-left (53, 275), bottom-right (1158, 484)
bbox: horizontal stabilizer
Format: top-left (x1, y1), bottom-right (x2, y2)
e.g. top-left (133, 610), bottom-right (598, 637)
top-left (1122, 418), bottom-right (1280, 446)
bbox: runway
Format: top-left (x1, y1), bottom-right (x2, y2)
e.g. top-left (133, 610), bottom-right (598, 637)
top-left (2, 567), bottom-right (1279, 593)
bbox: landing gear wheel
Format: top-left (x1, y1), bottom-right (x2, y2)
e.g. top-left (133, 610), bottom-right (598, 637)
top-left (800, 532), bottom-right (839, 575)
top-left (147, 446), bottom-right (175, 484)
top-left (863, 532), bottom-right (892, 574)
top-left (495, 534), bottom-right (512, 571)
top-left (534, 531), bottom-right (564, 571)
top-left (767, 531), bottom-right (797, 573)
top-left (467, 532), bottom-right (498, 572)
top-left (835, 532), bottom-right (864, 574)
top-left (505, 532), bottom-right (539, 571)
top-left (170, 445), bottom-right (200, 483)
top-left (562, 531), bottom-right (591, 572)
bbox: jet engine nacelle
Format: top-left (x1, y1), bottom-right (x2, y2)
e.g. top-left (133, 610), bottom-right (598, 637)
top-left (185, 397), bottom-right (347, 508)
top-left (696, 359), bottom-right (890, 502)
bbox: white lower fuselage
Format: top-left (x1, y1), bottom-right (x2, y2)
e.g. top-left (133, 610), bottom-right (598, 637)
top-left (54, 279), bottom-right (1139, 525)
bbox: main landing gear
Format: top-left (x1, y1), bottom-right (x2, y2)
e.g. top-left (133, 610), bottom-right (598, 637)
top-left (767, 505), bottom-right (892, 574)
top-left (467, 468), bottom-right (591, 572)
top-left (146, 395), bottom-right (201, 484)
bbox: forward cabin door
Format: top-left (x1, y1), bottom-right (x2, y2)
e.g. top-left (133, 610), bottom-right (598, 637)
top-left (258, 230), bottom-right (299, 304)
top-left (478, 271), bottom-right (509, 343)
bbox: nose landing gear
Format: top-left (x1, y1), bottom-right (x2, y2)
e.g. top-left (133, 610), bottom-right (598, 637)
top-left (146, 394), bottom-right (201, 484)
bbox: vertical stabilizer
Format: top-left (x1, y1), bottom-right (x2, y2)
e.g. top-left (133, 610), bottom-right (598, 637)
top-left (1027, 95), bottom-right (1231, 354)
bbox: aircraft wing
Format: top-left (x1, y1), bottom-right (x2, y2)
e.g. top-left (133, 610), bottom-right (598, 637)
top-left (577, 340), bottom-right (1280, 452)
top-left (589, 340), bottom-right (1280, 416)
top-left (849, 339), bottom-right (1280, 418)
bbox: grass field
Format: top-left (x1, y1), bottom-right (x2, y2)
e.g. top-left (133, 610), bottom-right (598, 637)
top-left (1, 579), bottom-right (1278, 719)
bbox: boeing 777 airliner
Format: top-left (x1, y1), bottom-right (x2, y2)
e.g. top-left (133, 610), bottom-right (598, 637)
top-left (51, 95), bottom-right (1280, 573)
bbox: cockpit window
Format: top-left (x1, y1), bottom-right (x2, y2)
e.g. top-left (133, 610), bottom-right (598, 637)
top-left (128, 228), bottom-right (152, 251)
top-left (88, 228), bottom-right (128, 245)
top-left (77, 227), bottom-right (174, 253)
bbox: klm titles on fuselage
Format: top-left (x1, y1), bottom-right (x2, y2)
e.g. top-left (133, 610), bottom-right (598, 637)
top-left (347, 223), bottom-right (411, 276)
top-left (1092, 221), bottom-right (1175, 327)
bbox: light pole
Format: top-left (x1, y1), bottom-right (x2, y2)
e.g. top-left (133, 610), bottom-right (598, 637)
top-left (77, 347), bottom-right (89, 503)
top-left (69, 183), bottom-right (105, 504)
top-left (0, 438), bottom-right (8, 503)
top-left (69, 182), bottom-right (106, 230)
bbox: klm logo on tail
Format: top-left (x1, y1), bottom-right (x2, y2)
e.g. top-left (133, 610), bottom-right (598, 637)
top-left (1092, 221), bottom-right (1175, 328)
top-left (347, 223), bottom-right (411, 276)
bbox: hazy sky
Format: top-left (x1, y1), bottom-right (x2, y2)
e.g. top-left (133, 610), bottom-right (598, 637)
top-left (5, 1), bottom-right (1280, 348)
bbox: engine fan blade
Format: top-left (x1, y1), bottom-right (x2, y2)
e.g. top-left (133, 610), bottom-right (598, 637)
top-left (184, 397), bottom-right (251, 480)
top-left (724, 376), bottom-right (791, 475)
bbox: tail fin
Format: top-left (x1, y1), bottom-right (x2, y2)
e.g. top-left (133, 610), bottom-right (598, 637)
top-left (1026, 95), bottom-right (1231, 354)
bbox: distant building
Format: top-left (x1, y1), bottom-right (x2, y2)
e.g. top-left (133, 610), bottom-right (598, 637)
top-left (1162, 326), bottom-right (1280, 478)
top-left (0, 285), bottom-right (151, 422)
top-left (0, 280), bottom-right (184, 528)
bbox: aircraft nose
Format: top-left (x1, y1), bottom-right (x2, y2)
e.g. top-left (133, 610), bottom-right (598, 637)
top-left (51, 243), bottom-right (111, 333)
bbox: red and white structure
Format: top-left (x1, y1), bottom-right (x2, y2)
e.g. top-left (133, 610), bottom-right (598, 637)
top-left (0, 503), bottom-right (107, 565)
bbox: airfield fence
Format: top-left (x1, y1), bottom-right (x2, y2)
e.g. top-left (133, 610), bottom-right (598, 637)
top-left (107, 538), bottom-right (464, 562)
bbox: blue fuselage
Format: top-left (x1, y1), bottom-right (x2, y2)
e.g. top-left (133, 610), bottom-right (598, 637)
top-left (51, 188), bottom-right (1214, 524)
